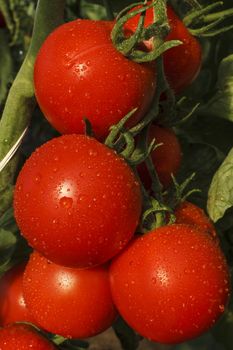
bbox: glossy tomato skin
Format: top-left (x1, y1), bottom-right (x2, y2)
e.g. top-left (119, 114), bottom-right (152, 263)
top-left (175, 201), bottom-right (217, 239)
top-left (0, 323), bottom-right (57, 350)
top-left (34, 19), bottom-right (156, 139)
top-left (14, 134), bottom-right (142, 268)
top-left (23, 251), bottom-right (117, 339)
top-left (0, 263), bottom-right (35, 326)
top-left (126, 4), bottom-right (202, 94)
top-left (137, 125), bottom-right (182, 189)
top-left (110, 224), bottom-right (230, 344)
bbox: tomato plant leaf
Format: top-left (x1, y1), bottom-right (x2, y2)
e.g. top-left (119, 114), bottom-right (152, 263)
top-left (0, 31), bottom-right (14, 105)
top-left (0, 228), bottom-right (17, 267)
top-left (208, 147), bottom-right (233, 222)
top-left (113, 317), bottom-right (141, 350)
top-left (0, 0), bottom-right (66, 215)
top-left (81, 1), bottom-right (107, 20)
top-left (0, 228), bottom-right (16, 250)
top-left (205, 54), bottom-right (233, 121)
top-left (0, 207), bottom-right (14, 228)
top-left (0, 0), bottom-right (36, 47)
top-left (177, 139), bottom-right (224, 210)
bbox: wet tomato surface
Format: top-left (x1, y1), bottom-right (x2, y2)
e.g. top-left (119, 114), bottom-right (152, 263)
top-left (175, 201), bottom-right (217, 239)
top-left (14, 134), bottom-right (142, 268)
top-left (0, 323), bottom-right (57, 349)
top-left (110, 224), bottom-right (230, 344)
top-left (23, 251), bottom-right (117, 339)
top-left (34, 19), bottom-right (156, 139)
top-left (0, 263), bottom-right (35, 326)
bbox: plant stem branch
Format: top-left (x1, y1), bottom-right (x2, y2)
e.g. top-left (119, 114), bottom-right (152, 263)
top-left (0, 0), bottom-right (65, 216)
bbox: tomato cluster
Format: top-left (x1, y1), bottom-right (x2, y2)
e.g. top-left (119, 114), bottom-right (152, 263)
top-left (0, 2), bottom-right (230, 348)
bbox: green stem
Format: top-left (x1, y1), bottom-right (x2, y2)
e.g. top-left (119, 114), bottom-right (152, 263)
top-left (52, 335), bottom-right (66, 345)
top-left (183, 2), bottom-right (223, 27)
top-left (203, 8), bottom-right (233, 23)
top-left (152, 0), bottom-right (168, 48)
top-left (0, 0), bottom-right (65, 216)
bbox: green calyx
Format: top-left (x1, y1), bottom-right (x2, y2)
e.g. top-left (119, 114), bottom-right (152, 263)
top-left (183, 1), bottom-right (233, 37)
top-left (111, 0), bottom-right (182, 62)
top-left (167, 173), bottom-right (201, 210)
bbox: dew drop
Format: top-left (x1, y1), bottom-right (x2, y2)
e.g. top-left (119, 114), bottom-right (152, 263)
top-left (219, 304), bottom-right (225, 312)
top-left (152, 277), bottom-right (157, 284)
top-left (59, 196), bottom-right (73, 209)
top-left (34, 174), bottom-right (41, 183)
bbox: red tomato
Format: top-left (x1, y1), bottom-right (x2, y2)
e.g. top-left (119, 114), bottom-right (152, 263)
top-left (14, 134), bottom-right (142, 268)
top-left (0, 323), bottom-right (57, 350)
top-left (0, 12), bottom-right (5, 28)
top-left (175, 201), bottom-right (217, 239)
top-left (34, 19), bottom-right (156, 139)
top-left (126, 4), bottom-right (202, 94)
top-left (0, 263), bottom-right (35, 326)
top-left (110, 224), bottom-right (230, 344)
top-left (23, 251), bottom-right (117, 339)
top-left (137, 125), bottom-right (182, 189)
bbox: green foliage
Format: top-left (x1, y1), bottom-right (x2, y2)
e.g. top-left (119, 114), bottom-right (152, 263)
top-left (0, 0), bottom-right (36, 46)
top-left (207, 147), bottom-right (233, 222)
top-left (0, 0), bottom-right (233, 349)
top-left (81, 0), bottom-right (106, 20)
top-left (205, 54), bottom-right (233, 121)
top-left (113, 318), bottom-right (141, 350)
top-left (0, 31), bottom-right (14, 107)
top-left (0, 228), bottom-right (17, 269)
top-left (177, 138), bottom-right (224, 209)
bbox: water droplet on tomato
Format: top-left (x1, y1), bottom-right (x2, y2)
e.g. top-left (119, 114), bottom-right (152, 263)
top-left (34, 174), bottom-right (41, 183)
top-left (59, 197), bottom-right (73, 209)
top-left (219, 304), bottom-right (225, 312)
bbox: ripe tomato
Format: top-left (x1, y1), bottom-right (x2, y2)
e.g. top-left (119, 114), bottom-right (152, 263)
top-left (0, 12), bottom-right (5, 28)
top-left (0, 323), bottom-right (57, 350)
top-left (34, 19), bottom-right (156, 139)
top-left (23, 251), bottom-right (117, 339)
top-left (137, 125), bottom-right (182, 189)
top-left (175, 201), bottom-right (217, 239)
top-left (110, 224), bottom-right (230, 344)
top-left (0, 263), bottom-right (35, 326)
top-left (14, 134), bottom-right (142, 268)
top-left (126, 4), bottom-right (202, 94)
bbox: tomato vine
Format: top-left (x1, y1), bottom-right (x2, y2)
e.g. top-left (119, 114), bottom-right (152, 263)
top-left (0, 0), bottom-right (233, 349)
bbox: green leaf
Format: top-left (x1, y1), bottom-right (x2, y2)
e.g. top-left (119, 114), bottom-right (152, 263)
top-left (177, 139), bottom-right (224, 210)
top-left (206, 54), bottom-right (233, 121)
top-left (0, 31), bottom-right (14, 105)
top-left (0, 207), bottom-right (14, 227)
top-left (113, 317), bottom-right (141, 350)
top-left (0, 0), bottom-right (36, 47)
top-left (0, 228), bottom-right (17, 266)
top-left (0, 228), bottom-right (16, 250)
top-left (81, 1), bottom-right (106, 20)
top-left (0, 0), bottom-right (66, 215)
top-left (208, 147), bottom-right (233, 222)
top-left (180, 114), bottom-right (233, 155)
